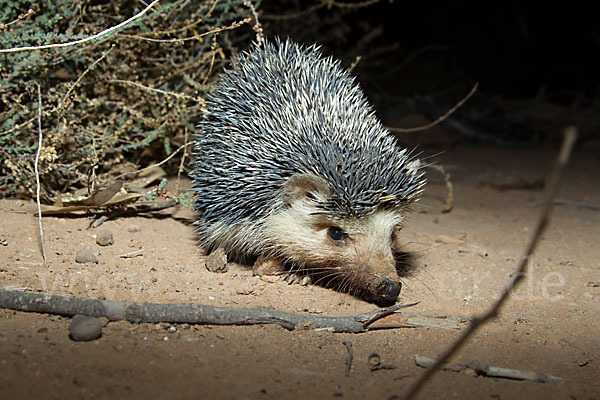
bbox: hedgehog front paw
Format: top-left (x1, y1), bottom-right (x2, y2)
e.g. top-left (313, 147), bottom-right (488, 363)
top-left (281, 272), bottom-right (312, 286)
top-left (252, 256), bottom-right (312, 286)
top-left (252, 255), bottom-right (285, 277)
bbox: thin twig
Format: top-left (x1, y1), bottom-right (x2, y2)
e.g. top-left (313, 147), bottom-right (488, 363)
top-left (387, 82), bottom-right (479, 133)
top-left (34, 82), bottom-right (46, 264)
top-left (176, 126), bottom-right (190, 193)
top-left (0, 116), bottom-right (36, 137)
top-left (202, 34), bottom-right (219, 86)
top-left (114, 142), bottom-right (192, 179)
top-left (243, 0), bottom-right (264, 44)
top-left (117, 18), bottom-right (250, 43)
top-left (343, 341), bottom-right (354, 377)
top-left (260, 0), bottom-right (384, 20)
top-left (420, 165), bottom-right (453, 214)
top-left (0, 8), bottom-right (33, 32)
top-left (331, 0), bottom-right (385, 8)
top-left (60, 45), bottom-right (115, 112)
top-left (346, 56), bottom-right (362, 74)
top-left (415, 356), bottom-right (566, 382)
top-left (0, 0), bottom-right (160, 53)
top-left (119, 249), bottom-right (144, 259)
top-left (108, 79), bottom-right (201, 102)
top-left (132, 0), bottom-right (219, 37)
top-left (362, 302), bottom-right (418, 328)
top-left (404, 127), bottom-right (578, 400)
top-left (260, 3), bottom-right (327, 20)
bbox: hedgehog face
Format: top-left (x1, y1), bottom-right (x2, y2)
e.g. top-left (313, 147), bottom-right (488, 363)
top-left (264, 173), bottom-right (406, 305)
top-left (320, 210), bottom-right (406, 305)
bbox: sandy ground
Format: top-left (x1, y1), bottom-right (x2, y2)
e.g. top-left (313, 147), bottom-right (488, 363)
top-left (1, 143), bottom-right (599, 399)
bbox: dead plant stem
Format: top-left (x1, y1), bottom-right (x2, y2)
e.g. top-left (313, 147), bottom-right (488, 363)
top-left (403, 127), bottom-right (578, 399)
top-left (0, 0), bottom-right (160, 53)
top-left (387, 82), bottom-right (479, 133)
top-left (176, 126), bottom-right (190, 193)
top-left (60, 45), bottom-right (115, 113)
top-left (34, 82), bottom-right (46, 264)
top-left (114, 142), bottom-right (192, 180)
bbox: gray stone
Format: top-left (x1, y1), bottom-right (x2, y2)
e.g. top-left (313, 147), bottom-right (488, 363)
top-left (95, 229), bottom-right (113, 246)
top-left (75, 247), bottom-right (98, 264)
top-left (69, 315), bottom-right (103, 341)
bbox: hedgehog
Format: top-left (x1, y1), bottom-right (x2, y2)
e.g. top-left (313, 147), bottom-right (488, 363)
top-left (191, 38), bottom-right (425, 305)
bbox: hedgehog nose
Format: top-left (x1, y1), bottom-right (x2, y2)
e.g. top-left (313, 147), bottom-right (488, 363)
top-left (375, 279), bottom-right (402, 303)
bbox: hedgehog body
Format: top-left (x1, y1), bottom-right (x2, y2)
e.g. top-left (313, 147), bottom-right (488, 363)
top-left (191, 39), bottom-right (425, 304)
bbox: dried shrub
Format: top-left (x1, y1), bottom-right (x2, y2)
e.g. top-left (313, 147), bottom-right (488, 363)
top-left (0, 0), bottom-right (260, 200)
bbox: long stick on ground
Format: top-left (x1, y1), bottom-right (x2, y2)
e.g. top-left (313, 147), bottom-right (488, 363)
top-left (404, 127), bottom-right (578, 400)
top-left (0, 290), bottom-right (417, 333)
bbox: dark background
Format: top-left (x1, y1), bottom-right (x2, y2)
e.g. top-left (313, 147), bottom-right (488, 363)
top-left (259, 1), bottom-right (600, 145)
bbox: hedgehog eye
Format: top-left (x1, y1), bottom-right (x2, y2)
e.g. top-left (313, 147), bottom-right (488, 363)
top-left (327, 226), bottom-right (346, 243)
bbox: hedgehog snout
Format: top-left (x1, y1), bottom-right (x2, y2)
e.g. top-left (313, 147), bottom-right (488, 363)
top-left (374, 279), bottom-right (402, 304)
top-left (352, 255), bottom-right (402, 305)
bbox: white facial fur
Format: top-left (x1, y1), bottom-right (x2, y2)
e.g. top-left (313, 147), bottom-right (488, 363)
top-left (263, 196), bottom-right (405, 286)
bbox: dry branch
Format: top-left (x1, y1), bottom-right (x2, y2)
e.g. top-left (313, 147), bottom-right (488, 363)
top-left (404, 127), bottom-right (578, 399)
top-left (0, 0), bottom-right (160, 53)
top-left (387, 82), bottom-right (479, 133)
top-left (415, 356), bottom-right (566, 382)
top-left (421, 164), bottom-right (453, 214)
top-left (0, 289), bottom-right (418, 333)
top-left (34, 81), bottom-right (46, 264)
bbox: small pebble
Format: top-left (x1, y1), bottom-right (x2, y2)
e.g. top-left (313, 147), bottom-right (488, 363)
top-left (95, 229), bottom-right (113, 246)
top-left (128, 225), bottom-right (141, 233)
top-left (75, 247), bottom-right (98, 264)
top-left (69, 315), bottom-right (103, 341)
top-left (368, 353), bottom-right (381, 367)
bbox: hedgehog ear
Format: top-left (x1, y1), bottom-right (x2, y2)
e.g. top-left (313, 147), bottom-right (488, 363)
top-left (283, 174), bottom-right (331, 206)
